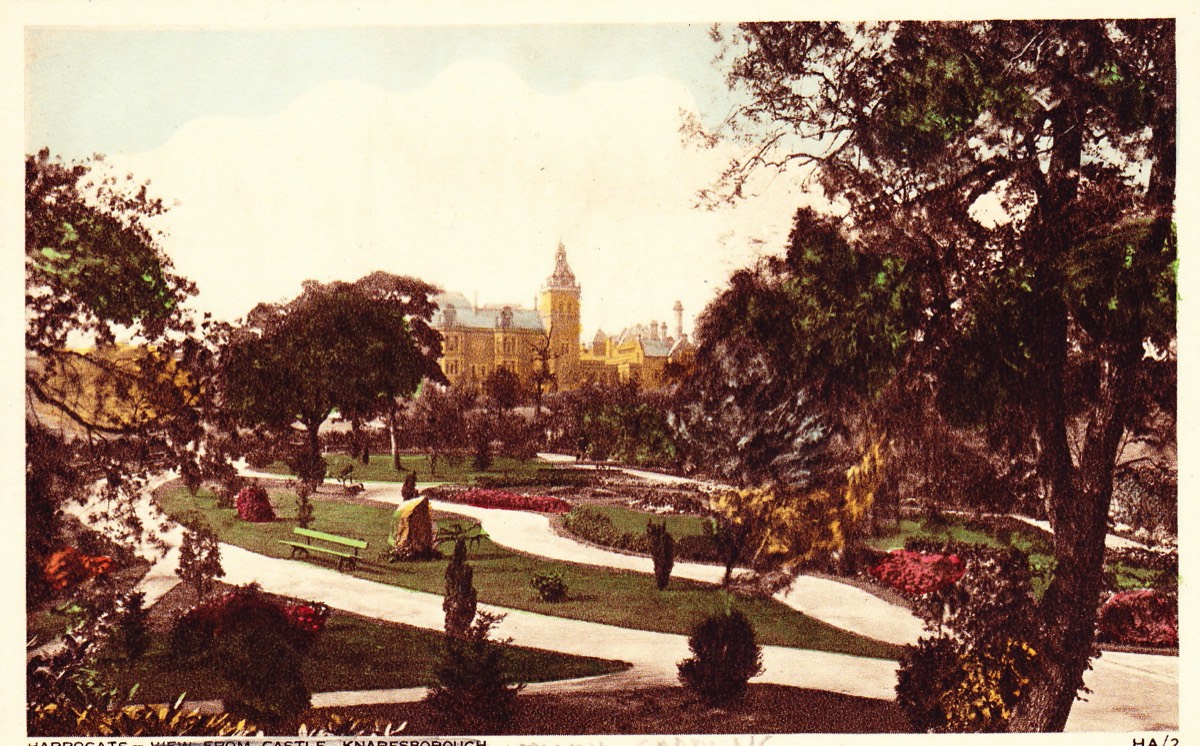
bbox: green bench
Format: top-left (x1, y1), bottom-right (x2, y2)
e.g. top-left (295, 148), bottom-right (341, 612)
top-left (278, 527), bottom-right (367, 571)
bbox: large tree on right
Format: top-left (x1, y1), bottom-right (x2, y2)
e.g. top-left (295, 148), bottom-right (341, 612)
top-left (714, 21), bottom-right (1175, 731)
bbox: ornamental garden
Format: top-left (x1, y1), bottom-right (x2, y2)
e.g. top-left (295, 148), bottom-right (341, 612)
top-left (26, 19), bottom-right (1178, 738)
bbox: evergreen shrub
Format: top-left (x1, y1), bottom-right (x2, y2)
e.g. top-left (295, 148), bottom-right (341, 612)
top-left (677, 608), bottom-right (764, 706)
top-left (530, 571), bottom-right (568, 602)
top-left (647, 520), bottom-right (675, 590)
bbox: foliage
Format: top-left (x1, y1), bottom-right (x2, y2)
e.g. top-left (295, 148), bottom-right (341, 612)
top-left (446, 488), bottom-right (571, 514)
top-left (43, 547), bottom-right (112, 592)
top-left (295, 485), bottom-right (315, 529)
top-left (530, 571), bottom-right (568, 602)
top-left (647, 520), bottom-right (675, 591)
top-left (562, 506), bottom-right (720, 563)
top-left (402, 471), bottom-right (419, 499)
top-left (113, 591), bottom-right (151, 661)
top-left (170, 585), bottom-right (330, 658)
top-left (426, 611), bottom-right (524, 730)
top-left (475, 469), bottom-right (595, 490)
top-left (166, 585), bottom-right (327, 722)
top-left (713, 20), bottom-right (1176, 730)
top-left (25, 151), bottom-right (217, 605)
top-left (548, 382), bottom-right (678, 467)
top-left (214, 601), bottom-right (311, 722)
top-left (869, 550), bottom-right (965, 596)
top-left (235, 484), bottom-right (276, 522)
top-left (483, 366), bottom-right (523, 414)
top-left (897, 634), bottom-right (1038, 733)
top-left (677, 608), bottom-right (764, 706)
top-left (175, 521), bottom-right (224, 599)
top-left (1097, 589), bottom-right (1177, 646)
top-left (895, 544), bottom-right (1040, 732)
top-left (443, 540), bottom-right (477, 639)
top-left (222, 274), bottom-right (446, 476)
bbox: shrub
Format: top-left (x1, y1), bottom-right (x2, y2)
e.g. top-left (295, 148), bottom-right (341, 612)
top-left (214, 601), bottom-right (311, 722)
top-left (647, 520), bottom-right (674, 591)
top-left (294, 482), bottom-right (315, 529)
top-left (677, 609), bottom-right (764, 706)
top-left (402, 471), bottom-right (419, 500)
top-left (443, 541), bottom-right (477, 639)
top-left (235, 484), bottom-right (276, 522)
top-left (895, 544), bottom-right (1040, 732)
top-left (530, 571), bottom-right (568, 602)
top-left (176, 523), bottom-right (224, 599)
top-left (446, 488), bottom-right (571, 514)
top-left (897, 635), bottom-right (1037, 733)
top-left (43, 547), bottom-right (112, 592)
top-left (113, 591), bottom-right (151, 661)
top-left (869, 549), bottom-right (965, 596)
top-left (1097, 589), bottom-right (1177, 646)
top-left (426, 611), bottom-right (524, 730)
top-left (170, 585), bottom-right (329, 658)
top-left (167, 585), bottom-right (328, 722)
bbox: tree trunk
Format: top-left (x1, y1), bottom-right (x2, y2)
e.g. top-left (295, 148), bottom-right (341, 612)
top-left (1009, 347), bottom-right (1137, 731)
top-left (387, 402), bottom-right (402, 472)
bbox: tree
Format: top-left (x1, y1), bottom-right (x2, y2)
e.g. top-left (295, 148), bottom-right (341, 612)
top-left (222, 276), bottom-right (444, 484)
top-left (25, 150), bottom-right (214, 604)
top-left (350, 272), bottom-right (448, 470)
top-left (709, 21), bottom-right (1175, 730)
top-left (411, 385), bottom-right (475, 477)
top-left (528, 326), bottom-right (559, 417)
top-left (483, 366), bottom-right (522, 419)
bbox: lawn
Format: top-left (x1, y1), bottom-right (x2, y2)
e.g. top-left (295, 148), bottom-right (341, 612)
top-left (582, 504), bottom-right (711, 538)
top-left (259, 452), bottom-right (551, 485)
top-left (157, 483), bottom-right (904, 661)
top-left (101, 610), bottom-right (626, 704)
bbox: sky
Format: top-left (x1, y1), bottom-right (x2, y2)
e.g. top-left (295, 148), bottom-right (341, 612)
top-left (24, 23), bottom-right (820, 339)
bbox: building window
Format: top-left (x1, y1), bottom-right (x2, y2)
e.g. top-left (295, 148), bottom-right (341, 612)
top-left (446, 335), bottom-right (458, 352)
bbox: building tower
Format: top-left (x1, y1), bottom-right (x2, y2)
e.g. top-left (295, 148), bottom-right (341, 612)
top-left (673, 300), bottom-right (684, 341)
top-left (537, 242), bottom-right (582, 388)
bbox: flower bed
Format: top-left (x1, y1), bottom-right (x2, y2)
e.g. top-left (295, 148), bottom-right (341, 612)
top-left (235, 484), bottom-right (276, 522)
top-left (444, 487), bottom-right (571, 514)
top-left (869, 549), bottom-right (965, 596)
top-left (1097, 589), bottom-right (1177, 647)
top-left (172, 585), bottom-right (330, 654)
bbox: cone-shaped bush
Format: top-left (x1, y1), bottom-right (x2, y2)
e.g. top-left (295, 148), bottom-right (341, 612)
top-left (677, 608), bottom-right (764, 706)
top-left (443, 539), bottom-right (477, 639)
top-left (647, 520), bottom-right (675, 591)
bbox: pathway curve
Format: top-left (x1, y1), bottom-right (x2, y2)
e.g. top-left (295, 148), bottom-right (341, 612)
top-left (151, 469), bottom-right (1177, 730)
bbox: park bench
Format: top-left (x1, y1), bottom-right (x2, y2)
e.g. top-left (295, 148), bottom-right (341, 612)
top-left (278, 527), bottom-right (367, 571)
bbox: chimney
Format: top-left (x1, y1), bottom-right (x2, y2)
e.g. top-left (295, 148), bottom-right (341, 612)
top-left (650, 321), bottom-right (659, 341)
top-left (673, 300), bottom-right (684, 339)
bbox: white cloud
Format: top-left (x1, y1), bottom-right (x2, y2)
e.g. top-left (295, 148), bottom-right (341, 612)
top-left (116, 58), bottom-right (813, 337)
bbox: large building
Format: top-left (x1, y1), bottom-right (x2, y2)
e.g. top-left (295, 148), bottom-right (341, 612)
top-left (432, 243), bottom-right (692, 390)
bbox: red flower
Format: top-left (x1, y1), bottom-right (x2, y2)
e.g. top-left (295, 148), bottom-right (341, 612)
top-left (869, 549), bottom-right (965, 596)
top-left (448, 488), bottom-right (571, 514)
top-left (1098, 589), bottom-right (1177, 646)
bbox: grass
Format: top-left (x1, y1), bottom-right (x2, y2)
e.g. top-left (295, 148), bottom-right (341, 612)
top-left (100, 611), bottom-right (626, 703)
top-left (259, 452), bottom-right (551, 485)
top-left (157, 483), bottom-right (904, 661)
top-left (582, 504), bottom-right (711, 538)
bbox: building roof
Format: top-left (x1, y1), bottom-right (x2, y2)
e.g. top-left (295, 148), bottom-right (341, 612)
top-left (432, 292), bottom-right (544, 332)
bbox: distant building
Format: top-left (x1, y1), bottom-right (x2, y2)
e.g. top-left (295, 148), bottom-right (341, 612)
top-left (431, 243), bottom-right (691, 389)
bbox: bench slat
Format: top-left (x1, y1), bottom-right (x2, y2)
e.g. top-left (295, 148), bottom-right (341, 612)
top-left (292, 527), bottom-right (368, 550)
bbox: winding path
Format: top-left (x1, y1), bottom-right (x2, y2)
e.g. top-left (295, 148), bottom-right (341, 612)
top-left (65, 468), bottom-right (1177, 732)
